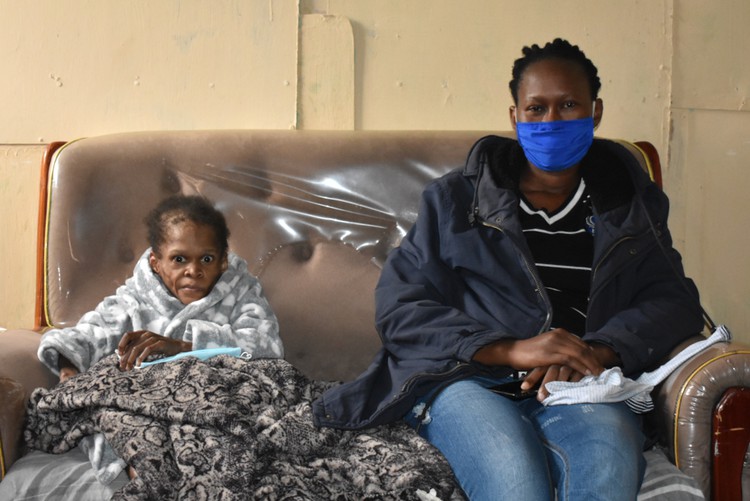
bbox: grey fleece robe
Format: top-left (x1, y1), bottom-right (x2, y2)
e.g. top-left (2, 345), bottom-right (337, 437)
top-left (38, 249), bottom-right (284, 375)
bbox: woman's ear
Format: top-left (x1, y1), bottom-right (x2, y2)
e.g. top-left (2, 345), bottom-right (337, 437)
top-left (509, 105), bottom-right (518, 131)
top-left (593, 98), bottom-right (604, 129)
top-left (148, 251), bottom-right (160, 274)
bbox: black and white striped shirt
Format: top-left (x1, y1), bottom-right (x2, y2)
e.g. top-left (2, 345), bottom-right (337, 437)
top-left (519, 179), bottom-right (595, 336)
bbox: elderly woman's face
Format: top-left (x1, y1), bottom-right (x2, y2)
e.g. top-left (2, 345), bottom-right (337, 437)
top-left (512, 58), bottom-right (600, 126)
top-left (149, 221), bottom-right (227, 304)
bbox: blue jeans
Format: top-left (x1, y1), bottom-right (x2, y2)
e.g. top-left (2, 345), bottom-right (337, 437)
top-left (405, 377), bottom-right (646, 501)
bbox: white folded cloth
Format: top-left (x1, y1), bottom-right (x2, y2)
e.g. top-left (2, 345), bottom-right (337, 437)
top-left (543, 325), bottom-right (732, 413)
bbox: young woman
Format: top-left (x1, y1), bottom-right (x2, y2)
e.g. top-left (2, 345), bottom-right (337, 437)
top-left (314, 39), bottom-right (704, 500)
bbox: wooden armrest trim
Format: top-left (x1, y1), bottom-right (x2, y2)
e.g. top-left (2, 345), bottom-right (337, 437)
top-left (0, 432), bottom-right (6, 479)
top-left (712, 387), bottom-right (750, 501)
top-left (632, 140), bottom-right (663, 189)
top-left (612, 139), bottom-right (662, 188)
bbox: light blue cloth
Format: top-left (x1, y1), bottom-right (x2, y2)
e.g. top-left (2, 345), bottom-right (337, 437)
top-left (135, 346), bottom-right (249, 368)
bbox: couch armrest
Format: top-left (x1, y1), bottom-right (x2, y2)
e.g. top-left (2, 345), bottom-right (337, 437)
top-left (0, 329), bottom-right (57, 476)
top-left (0, 378), bottom-right (26, 478)
top-left (0, 329), bottom-right (56, 394)
top-left (652, 335), bottom-right (750, 498)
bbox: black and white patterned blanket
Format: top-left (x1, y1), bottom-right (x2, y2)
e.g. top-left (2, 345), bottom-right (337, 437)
top-left (25, 355), bottom-right (463, 501)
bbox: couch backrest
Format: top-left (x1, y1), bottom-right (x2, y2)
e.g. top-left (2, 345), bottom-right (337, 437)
top-left (41, 131), bottom-right (492, 380)
top-left (41, 130), bottom-right (657, 382)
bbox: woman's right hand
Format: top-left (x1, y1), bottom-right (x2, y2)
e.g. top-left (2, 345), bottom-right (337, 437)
top-left (472, 328), bottom-right (605, 378)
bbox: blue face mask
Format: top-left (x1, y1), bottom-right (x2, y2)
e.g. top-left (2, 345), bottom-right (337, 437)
top-left (515, 112), bottom-right (595, 172)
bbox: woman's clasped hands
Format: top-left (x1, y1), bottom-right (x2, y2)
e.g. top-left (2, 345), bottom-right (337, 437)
top-left (473, 327), bottom-right (620, 401)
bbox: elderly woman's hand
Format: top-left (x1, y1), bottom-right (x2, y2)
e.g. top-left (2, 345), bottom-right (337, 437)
top-left (117, 330), bottom-right (192, 371)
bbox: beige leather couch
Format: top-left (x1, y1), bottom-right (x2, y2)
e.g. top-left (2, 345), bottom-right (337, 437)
top-left (0, 130), bottom-right (748, 499)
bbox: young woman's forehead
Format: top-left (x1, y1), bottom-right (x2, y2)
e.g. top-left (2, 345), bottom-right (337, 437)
top-left (518, 58), bottom-right (592, 99)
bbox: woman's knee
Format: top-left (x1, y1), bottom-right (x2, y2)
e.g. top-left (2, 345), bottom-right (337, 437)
top-left (415, 380), bottom-right (553, 500)
top-left (533, 403), bottom-right (645, 500)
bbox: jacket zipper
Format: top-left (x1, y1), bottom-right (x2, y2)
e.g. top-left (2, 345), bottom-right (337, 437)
top-left (399, 359), bottom-right (471, 396)
top-left (479, 219), bottom-right (552, 334)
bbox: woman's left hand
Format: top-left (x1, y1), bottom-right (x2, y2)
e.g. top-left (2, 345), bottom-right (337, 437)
top-left (117, 330), bottom-right (192, 371)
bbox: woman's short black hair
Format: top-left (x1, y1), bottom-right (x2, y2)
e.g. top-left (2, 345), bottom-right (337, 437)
top-left (145, 195), bottom-right (230, 256)
top-left (509, 38), bottom-right (601, 103)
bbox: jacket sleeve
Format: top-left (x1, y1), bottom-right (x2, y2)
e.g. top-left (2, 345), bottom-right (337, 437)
top-left (186, 277), bottom-right (284, 359)
top-left (37, 293), bottom-right (137, 375)
top-left (583, 186), bottom-right (705, 375)
top-left (375, 180), bottom-right (507, 364)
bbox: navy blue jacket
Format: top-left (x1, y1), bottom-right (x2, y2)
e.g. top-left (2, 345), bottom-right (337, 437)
top-left (313, 136), bottom-right (704, 430)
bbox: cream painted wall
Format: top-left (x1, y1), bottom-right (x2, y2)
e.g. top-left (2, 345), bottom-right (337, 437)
top-left (302, 0), bottom-right (673, 154)
top-left (0, 1), bottom-right (672, 146)
top-left (0, 0), bottom-right (747, 340)
top-left (669, 0), bottom-right (750, 339)
top-left (0, 145), bottom-right (44, 328)
top-left (0, 0), bottom-right (299, 139)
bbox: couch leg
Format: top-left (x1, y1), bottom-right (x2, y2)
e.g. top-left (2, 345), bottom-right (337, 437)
top-left (713, 387), bottom-right (750, 501)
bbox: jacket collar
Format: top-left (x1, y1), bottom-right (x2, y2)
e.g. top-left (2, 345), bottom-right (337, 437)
top-left (464, 135), bottom-right (640, 221)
